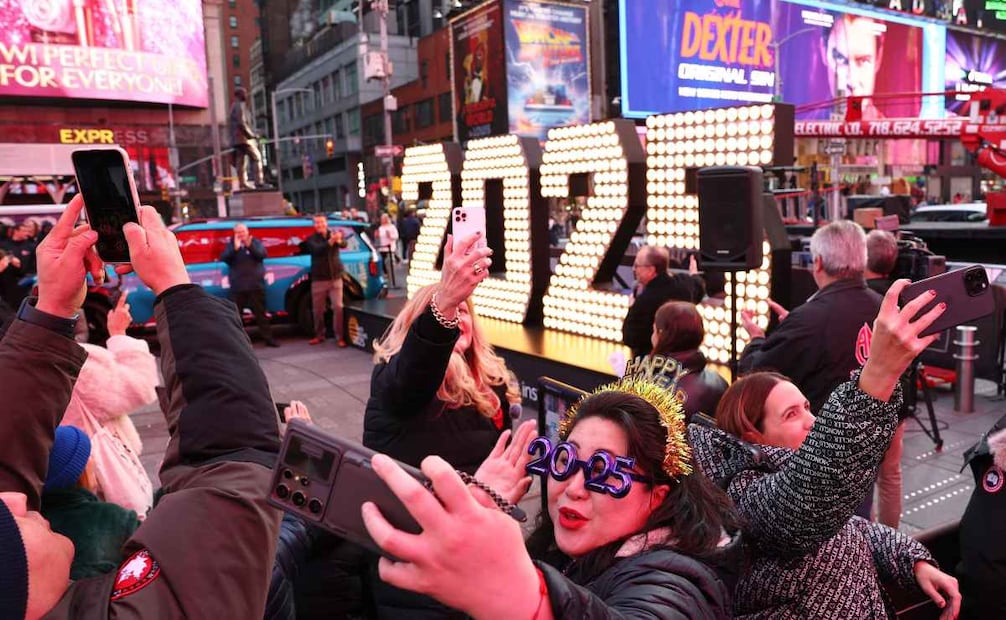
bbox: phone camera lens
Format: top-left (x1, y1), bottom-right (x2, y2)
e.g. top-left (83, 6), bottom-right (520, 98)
top-left (283, 469), bottom-right (293, 480)
top-left (276, 484), bottom-right (290, 499)
top-left (308, 498), bottom-right (323, 514)
top-left (292, 491), bottom-right (306, 507)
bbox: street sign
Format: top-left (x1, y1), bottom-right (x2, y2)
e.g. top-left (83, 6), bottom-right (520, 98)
top-left (823, 140), bottom-right (847, 156)
top-left (180, 175), bottom-right (197, 184)
top-left (375, 145), bottom-right (404, 158)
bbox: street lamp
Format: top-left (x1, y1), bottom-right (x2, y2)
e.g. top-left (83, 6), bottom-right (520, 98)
top-left (271, 87), bottom-right (312, 198)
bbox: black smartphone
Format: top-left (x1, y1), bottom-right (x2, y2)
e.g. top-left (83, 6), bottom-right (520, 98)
top-left (275, 402), bottom-right (289, 423)
top-left (268, 420), bottom-right (426, 558)
top-left (71, 147), bottom-right (141, 263)
top-left (899, 265), bottom-right (996, 337)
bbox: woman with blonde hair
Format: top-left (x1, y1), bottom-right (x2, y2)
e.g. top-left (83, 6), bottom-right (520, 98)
top-left (363, 231), bottom-right (519, 618)
top-left (364, 231), bottom-right (517, 474)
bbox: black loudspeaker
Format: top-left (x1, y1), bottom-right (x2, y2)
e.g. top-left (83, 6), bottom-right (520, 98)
top-left (698, 166), bottom-right (764, 271)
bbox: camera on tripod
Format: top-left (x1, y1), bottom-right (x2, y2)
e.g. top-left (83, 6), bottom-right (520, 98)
top-left (891, 233), bottom-right (946, 282)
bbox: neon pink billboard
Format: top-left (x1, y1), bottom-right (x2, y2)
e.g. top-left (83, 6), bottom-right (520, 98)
top-left (0, 0), bottom-right (208, 107)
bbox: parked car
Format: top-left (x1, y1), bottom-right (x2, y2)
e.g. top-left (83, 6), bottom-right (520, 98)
top-left (909, 203), bottom-right (987, 223)
top-left (121, 216), bottom-right (386, 334)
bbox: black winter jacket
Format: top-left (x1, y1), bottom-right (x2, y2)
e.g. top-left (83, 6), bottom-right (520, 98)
top-left (538, 531), bottom-right (739, 619)
top-left (622, 271), bottom-right (704, 359)
top-left (300, 231), bottom-right (347, 280)
top-left (959, 420), bottom-right (1006, 619)
top-left (624, 349), bottom-right (728, 423)
top-left (363, 307), bottom-right (511, 619)
top-left (363, 308), bottom-right (510, 474)
top-left (738, 278), bottom-right (882, 413)
top-left (689, 376), bottom-right (934, 619)
top-left (221, 238), bottom-right (268, 292)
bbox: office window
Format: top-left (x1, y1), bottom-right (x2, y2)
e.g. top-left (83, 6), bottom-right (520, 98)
top-left (313, 82), bottom-right (322, 109)
top-left (324, 117), bottom-right (334, 138)
top-left (332, 70), bottom-right (342, 99)
top-left (321, 76), bottom-right (331, 103)
top-left (445, 50), bottom-right (450, 78)
top-left (344, 62), bottom-right (358, 96)
top-left (229, 0), bottom-right (236, 7)
top-left (279, 100), bottom-right (288, 123)
top-left (229, 16), bottom-right (237, 28)
top-left (392, 107), bottom-right (410, 134)
top-left (347, 109), bottom-right (360, 135)
top-left (420, 60), bottom-right (428, 89)
top-left (439, 92), bottom-right (452, 123)
top-left (415, 98), bottom-right (434, 129)
top-left (335, 114), bottom-right (345, 139)
top-left (406, 0), bottom-right (421, 37)
top-left (233, 54), bottom-right (240, 68)
top-left (234, 75), bottom-right (242, 86)
top-left (231, 35), bottom-right (239, 48)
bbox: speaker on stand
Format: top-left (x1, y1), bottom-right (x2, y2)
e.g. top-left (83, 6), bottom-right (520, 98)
top-left (697, 166), bottom-right (765, 379)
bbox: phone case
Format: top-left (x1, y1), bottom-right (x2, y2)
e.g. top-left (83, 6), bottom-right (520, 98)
top-left (452, 206), bottom-right (487, 249)
top-left (268, 420), bottom-right (426, 558)
top-left (71, 146), bottom-right (141, 264)
top-left (899, 265), bottom-right (996, 337)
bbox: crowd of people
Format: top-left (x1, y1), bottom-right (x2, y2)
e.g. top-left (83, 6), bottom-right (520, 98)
top-left (2, 187), bottom-right (1003, 620)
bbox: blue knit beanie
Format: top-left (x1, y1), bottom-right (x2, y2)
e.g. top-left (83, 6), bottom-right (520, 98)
top-left (0, 499), bottom-right (28, 619)
top-left (44, 426), bottom-right (92, 492)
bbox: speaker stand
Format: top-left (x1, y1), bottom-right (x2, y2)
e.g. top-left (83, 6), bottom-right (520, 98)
top-left (730, 281), bottom-right (738, 382)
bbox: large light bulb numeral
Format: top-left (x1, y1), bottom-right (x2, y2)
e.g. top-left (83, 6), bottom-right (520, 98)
top-left (540, 120), bottom-right (647, 342)
top-left (460, 135), bottom-right (546, 323)
top-left (644, 104), bottom-right (787, 364)
top-left (402, 143), bottom-right (463, 298)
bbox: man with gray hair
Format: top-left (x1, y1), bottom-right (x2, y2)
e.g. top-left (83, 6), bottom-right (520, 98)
top-left (865, 229), bottom-right (898, 296)
top-left (739, 220), bottom-right (883, 413)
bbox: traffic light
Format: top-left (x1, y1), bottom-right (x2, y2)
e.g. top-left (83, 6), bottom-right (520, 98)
top-left (326, 138), bottom-right (334, 158)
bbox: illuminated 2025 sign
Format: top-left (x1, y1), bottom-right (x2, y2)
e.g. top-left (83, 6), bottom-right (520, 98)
top-left (402, 104), bottom-right (792, 364)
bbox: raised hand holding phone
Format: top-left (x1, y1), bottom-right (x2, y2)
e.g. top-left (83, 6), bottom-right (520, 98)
top-left (34, 194), bottom-right (104, 318)
top-left (71, 147), bottom-right (141, 264)
top-left (120, 205), bottom-right (190, 295)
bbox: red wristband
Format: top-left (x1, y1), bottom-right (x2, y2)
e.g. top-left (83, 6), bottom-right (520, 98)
top-left (532, 567), bottom-right (548, 619)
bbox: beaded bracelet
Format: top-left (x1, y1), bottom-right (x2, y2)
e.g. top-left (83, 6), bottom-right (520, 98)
top-left (456, 471), bottom-right (527, 522)
top-left (430, 292), bottom-right (460, 330)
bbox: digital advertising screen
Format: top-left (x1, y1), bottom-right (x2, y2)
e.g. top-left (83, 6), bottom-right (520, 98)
top-left (503, 0), bottom-right (591, 141)
top-left (957, 0), bottom-right (1006, 32)
top-left (619, 0), bottom-right (944, 120)
top-left (0, 0), bottom-right (208, 107)
top-left (451, 0), bottom-right (509, 143)
top-left (772, 1), bottom-right (925, 121)
top-left (944, 30), bottom-right (1006, 115)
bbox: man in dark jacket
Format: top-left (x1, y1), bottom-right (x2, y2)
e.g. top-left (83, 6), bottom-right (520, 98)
top-left (222, 222), bottom-right (278, 347)
top-left (300, 214), bottom-right (348, 346)
top-left (865, 229), bottom-right (897, 296)
top-left (739, 220), bottom-right (882, 414)
top-left (401, 209), bottom-right (421, 262)
top-left (0, 196), bottom-right (282, 618)
top-left (0, 221), bottom-right (39, 305)
top-left (959, 417), bottom-right (1006, 619)
top-left (622, 246), bottom-right (702, 359)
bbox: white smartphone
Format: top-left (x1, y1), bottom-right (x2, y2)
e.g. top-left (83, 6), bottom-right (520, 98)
top-left (452, 206), bottom-right (487, 249)
top-left (71, 147), bottom-right (141, 263)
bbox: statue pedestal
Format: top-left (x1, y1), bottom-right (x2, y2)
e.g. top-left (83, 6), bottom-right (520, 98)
top-left (228, 190), bottom-right (284, 217)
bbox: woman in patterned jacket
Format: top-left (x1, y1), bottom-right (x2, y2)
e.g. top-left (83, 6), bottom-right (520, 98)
top-left (689, 279), bottom-right (961, 620)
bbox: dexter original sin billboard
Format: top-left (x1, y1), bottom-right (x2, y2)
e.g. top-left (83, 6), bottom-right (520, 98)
top-left (0, 0), bottom-right (208, 107)
top-left (618, 0), bottom-right (945, 120)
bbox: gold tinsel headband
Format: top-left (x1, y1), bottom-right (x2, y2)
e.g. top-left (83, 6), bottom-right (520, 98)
top-left (558, 377), bottom-right (693, 480)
